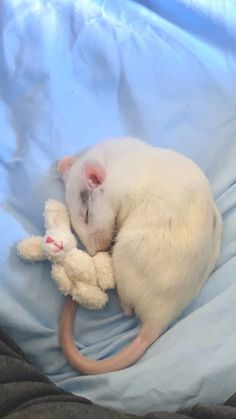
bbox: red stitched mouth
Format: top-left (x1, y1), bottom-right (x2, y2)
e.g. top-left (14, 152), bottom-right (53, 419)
top-left (53, 241), bottom-right (63, 253)
top-left (45, 236), bottom-right (64, 252)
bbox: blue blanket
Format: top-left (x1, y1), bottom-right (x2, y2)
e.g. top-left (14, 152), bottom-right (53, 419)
top-left (1, 0), bottom-right (236, 414)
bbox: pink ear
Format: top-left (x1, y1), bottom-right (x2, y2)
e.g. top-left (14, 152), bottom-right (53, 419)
top-left (82, 160), bottom-right (106, 188)
top-left (57, 156), bottom-right (77, 179)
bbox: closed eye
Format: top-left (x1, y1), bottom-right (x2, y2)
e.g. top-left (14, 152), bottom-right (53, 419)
top-left (84, 208), bottom-right (89, 224)
top-left (80, 189), bottom-right (89, 205)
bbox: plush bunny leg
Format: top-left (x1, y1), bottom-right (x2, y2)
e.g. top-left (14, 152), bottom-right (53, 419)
top-left (51, 264), bottom-right (74, 296)
top-left (72, 282), bottom-right (108, 310)
top-left (17, 237), bottom-right (46, 262)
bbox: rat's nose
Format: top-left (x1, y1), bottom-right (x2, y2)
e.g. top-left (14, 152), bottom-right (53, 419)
top-left (86, 247), bottom-right (97, 257)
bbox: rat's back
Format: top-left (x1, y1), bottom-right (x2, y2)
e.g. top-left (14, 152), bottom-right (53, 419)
top-left (110, 138), bottom-right (222, 329)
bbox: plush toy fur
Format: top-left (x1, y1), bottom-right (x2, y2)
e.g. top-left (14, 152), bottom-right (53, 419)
top-left (17, 199), bottom-right (115, 310)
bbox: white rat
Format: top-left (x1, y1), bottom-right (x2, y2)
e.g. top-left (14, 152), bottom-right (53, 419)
top-left (57, 137), bottom-right (222, 375)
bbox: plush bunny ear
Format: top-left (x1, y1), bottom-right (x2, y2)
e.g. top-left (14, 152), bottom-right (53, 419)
top-left (57, 156), bottom-right (77, 180)
top-left (17, 237), bottom-right (46, 261)
top-left (82, 160), bottom-right (106, 188)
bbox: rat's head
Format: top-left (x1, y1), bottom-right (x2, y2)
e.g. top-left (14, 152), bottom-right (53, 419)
top-left (57, 154), bottom-right (116, 256)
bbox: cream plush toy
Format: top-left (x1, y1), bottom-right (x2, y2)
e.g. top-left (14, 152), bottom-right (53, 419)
top-left (17, 199), bottom-right (115, 310)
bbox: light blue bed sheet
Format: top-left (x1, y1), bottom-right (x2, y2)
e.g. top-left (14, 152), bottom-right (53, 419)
top-left (0, 0), bottom-right (236, 414)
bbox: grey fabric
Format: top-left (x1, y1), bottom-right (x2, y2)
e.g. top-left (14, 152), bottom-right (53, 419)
top-left (181, 404), bottom-right (236, 418)
top-left (0, 327), bottom-right (186, 419)
top-left (1, 326), bottom-right (236, 419)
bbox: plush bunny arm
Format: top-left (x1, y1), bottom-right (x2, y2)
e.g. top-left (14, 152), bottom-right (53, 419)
top-left (44, 199), bottom-right (71, 231)
top-left (17, 236), bottom-right (46, 261)
top-left (63, 249), bottom-right (97, 285)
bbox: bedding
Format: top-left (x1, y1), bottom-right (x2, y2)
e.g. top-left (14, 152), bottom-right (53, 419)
top-left (0, 0), bottom-right (236, 415)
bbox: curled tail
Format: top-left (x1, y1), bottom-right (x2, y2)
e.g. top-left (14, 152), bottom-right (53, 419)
top-left (59, 297), bottom-right (159, 375)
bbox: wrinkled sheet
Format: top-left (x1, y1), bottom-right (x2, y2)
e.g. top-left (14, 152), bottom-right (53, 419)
top-left (0, 0), bottom-right (236, 415)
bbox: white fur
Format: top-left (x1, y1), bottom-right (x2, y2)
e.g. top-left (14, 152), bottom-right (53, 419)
top-left (60, 137), bottom-right (222, 373)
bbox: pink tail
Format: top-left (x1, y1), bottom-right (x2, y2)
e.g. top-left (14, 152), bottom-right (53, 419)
top-left (59, 297), bottom-right (159, 375)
